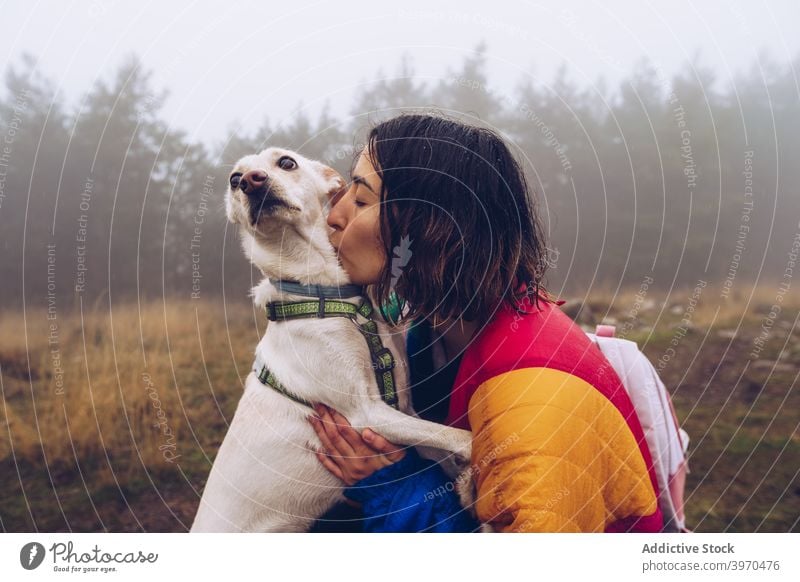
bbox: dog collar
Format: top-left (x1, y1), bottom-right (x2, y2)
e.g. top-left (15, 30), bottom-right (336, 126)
top-left (265, 297), bottom-right (372, 322)
top-left (268, 278), bottom-right (364, 299)
top-left (253, 294), bottom-right (399, 410)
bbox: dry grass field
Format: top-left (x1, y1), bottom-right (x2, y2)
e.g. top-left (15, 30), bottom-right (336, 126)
top-left (1, 283), bottom-right (798, 532)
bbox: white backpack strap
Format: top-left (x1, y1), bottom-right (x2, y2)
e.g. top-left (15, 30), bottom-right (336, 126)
top-left (587, 332), bottom-right (690, 532)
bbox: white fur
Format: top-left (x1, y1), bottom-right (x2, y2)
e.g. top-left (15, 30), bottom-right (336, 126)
top-left (190, 147), bottom-right (474, 532)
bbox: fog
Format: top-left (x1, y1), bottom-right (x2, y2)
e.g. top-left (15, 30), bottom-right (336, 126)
top-left (1, 0), bottom-right (799, 309)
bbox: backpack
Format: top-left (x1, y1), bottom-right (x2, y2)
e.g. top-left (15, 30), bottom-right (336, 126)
top-left (586, 324), bottom-right (691, 533)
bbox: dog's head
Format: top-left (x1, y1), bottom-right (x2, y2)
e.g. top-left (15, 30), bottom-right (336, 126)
top-left (225, 147), bottom-right (352, 285)
top-left (225, 147), bottom-right (346, 234)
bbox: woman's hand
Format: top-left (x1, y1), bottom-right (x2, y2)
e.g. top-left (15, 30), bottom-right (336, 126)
top-left (307, 403), bottom-right (406, 486)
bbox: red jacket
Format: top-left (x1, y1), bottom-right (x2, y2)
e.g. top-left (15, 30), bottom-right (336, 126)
top-left (441, 290), bottom-right (663, 532)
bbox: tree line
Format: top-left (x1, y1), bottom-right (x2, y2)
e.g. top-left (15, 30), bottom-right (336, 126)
top-left (1, 45), bottom-right (798, 313)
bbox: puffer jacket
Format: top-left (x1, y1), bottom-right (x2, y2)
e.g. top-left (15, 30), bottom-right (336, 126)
top-left (344, 290), bottom-right (663, 533)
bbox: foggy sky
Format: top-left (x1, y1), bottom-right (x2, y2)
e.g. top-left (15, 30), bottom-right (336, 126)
top-left (1, 0), bottom-right (798, 147)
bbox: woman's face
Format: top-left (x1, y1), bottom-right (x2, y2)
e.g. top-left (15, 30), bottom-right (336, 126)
top-left (327, 150), bottom-right (386, 285)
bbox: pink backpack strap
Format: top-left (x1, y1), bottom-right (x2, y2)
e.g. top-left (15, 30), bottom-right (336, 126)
top-left (669, 460), bottom-right (691, 532)
top-left (666, 393), bottom-right (691, 532)
top-left (595, 324), bottom-right (616, 338)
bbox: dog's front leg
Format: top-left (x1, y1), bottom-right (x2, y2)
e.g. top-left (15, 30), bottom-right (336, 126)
top-left (355, 403), bottom-right (472, 465)
top-left (355, 403), bottom-right (483, 519)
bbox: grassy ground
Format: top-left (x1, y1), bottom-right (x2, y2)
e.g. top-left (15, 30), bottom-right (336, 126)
top-left (0, 283), bottom-right (797, 532)
top-left (0, 299), bottom-right (258, 532)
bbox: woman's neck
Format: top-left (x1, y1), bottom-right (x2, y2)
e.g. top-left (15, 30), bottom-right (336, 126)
top-left (430, 318), bottom-right (479, 360)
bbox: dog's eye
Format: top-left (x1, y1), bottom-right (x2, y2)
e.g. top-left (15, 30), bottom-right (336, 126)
top-left (229, 173), bottom-right (242, 189)
top-left (278, 156), bottom-right (297, 171)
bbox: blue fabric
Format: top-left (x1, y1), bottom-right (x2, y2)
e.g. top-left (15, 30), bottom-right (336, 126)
top-left (343, 447), bottom-right (480, 532)
top-left (406, 319), bottom-right (462, 424)
top-left (342, 320), bottom-right (479, 532)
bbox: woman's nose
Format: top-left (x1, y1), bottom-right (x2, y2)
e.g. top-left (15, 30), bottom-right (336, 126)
top-left (326, 195), bottom-right (346, 230)
top-left (328, 192), bottom-right (348, 230)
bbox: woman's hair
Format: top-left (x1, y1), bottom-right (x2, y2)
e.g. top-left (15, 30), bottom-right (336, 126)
top-left (364, 112), bottom-right (554, 323)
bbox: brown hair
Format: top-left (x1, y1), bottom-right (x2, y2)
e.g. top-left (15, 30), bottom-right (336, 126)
top-left (365, 112), bottom-right (555, 324)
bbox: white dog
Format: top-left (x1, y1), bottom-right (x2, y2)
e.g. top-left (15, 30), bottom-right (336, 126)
top-left (190, 147), bottom-right (474, 532)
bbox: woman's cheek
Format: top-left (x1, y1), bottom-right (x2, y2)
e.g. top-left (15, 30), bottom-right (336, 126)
top-left (338, 207), bottom-right (384, 284)
top-left (369, 212), bottom-right (387, 280)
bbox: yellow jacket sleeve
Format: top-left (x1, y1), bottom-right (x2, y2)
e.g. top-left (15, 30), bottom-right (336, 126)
top-left (467, 367), bottom-right (659, 532)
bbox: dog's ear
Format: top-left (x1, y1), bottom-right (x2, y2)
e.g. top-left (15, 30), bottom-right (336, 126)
top-left (317, 163), bottom-right (348, 209)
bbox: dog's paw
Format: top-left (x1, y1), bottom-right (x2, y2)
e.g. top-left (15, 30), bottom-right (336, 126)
top-left (454, 464), bottom-right (477, 513)
top-left (449, 434), bottom-right (472, 468)
top-left (452, 454), bottom-right (474, 481)
top-left (453, 468), bottom-right (494, 532)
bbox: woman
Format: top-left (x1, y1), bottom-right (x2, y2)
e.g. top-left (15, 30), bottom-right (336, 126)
top-left (308, 113), bottom-right (663, 533)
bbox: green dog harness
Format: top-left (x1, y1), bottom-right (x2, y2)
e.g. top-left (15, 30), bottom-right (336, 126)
top-left (251, 284), bottom-right (401, 410)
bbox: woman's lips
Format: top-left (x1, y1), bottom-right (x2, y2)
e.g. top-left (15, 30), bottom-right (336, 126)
top-left (331, 241), bottom-right (346, 262)
top-left (331, 246), bottom-right (345, 267)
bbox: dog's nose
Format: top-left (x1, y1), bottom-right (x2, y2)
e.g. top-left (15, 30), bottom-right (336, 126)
top-left (239, 170), bottom-right (269, 194)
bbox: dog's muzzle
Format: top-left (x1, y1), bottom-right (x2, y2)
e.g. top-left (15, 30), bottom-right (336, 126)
top-left (239, 169), bottom-right (289, 222)
top-left (239, 169), bottom-right (269, 196)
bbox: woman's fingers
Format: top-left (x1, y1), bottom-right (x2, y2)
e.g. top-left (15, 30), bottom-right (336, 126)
top-left (313, 404), bottom-right (356, 458)
top-left (362, 428), bottom-right (407, 463)
top-left (307, 404), bottom-right (408, 485)
top-left (314, 448), bottom-right (345, 481)
top-left (308, 411), bottom-right (341, 462)
top-left (327, 407), bottom-right (375, 456)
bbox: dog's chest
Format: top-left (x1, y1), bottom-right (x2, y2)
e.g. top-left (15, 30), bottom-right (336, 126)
top-left (255, 316), bottom-right (410, 410)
